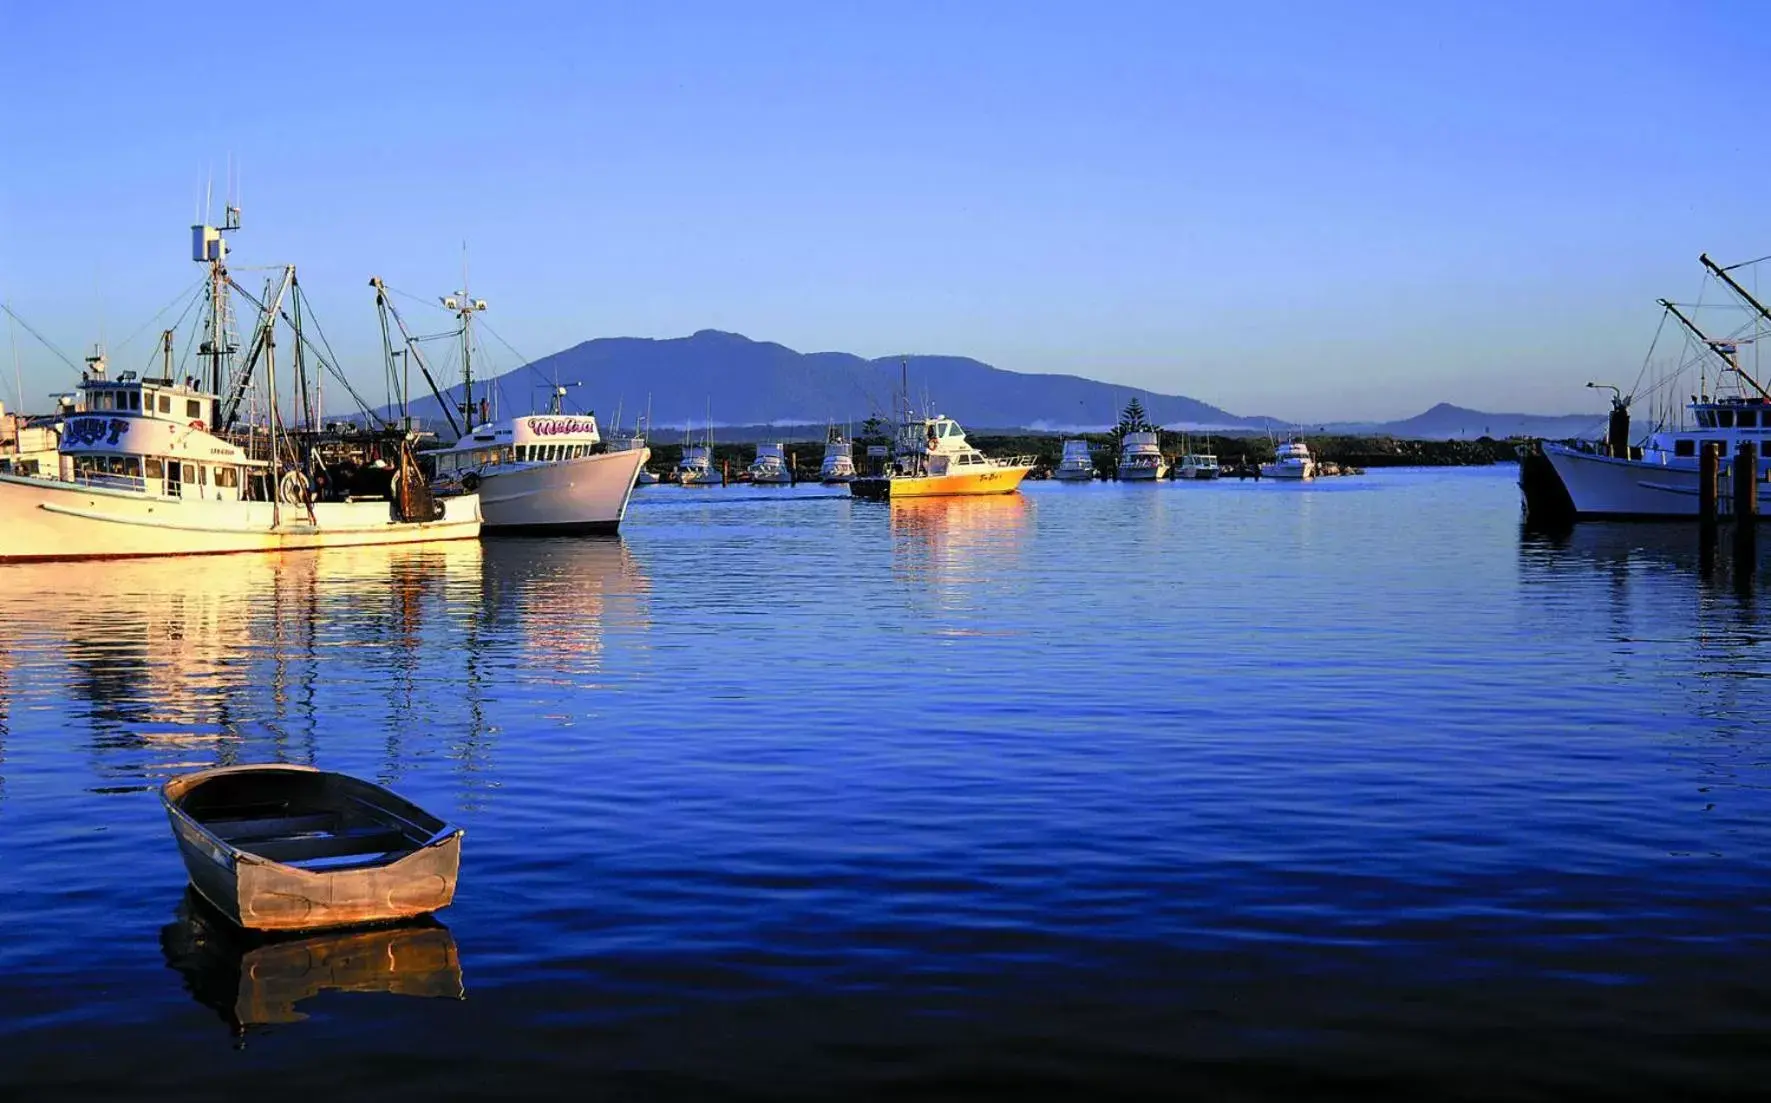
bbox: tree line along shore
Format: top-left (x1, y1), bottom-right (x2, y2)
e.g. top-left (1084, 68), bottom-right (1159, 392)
top-left (638, 433), bottom-right (1521, 482)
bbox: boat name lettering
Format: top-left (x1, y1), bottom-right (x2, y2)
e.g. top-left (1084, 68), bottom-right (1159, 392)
top-left (531, 419), bottom-right (595, 436)
top-left (65, 417), bottom-right (129, 448)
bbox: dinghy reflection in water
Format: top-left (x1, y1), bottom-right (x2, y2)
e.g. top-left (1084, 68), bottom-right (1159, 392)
top-left (161, 764), bottom-right (462, 932)
top-left (160, 891), bottom-right (464, 1034)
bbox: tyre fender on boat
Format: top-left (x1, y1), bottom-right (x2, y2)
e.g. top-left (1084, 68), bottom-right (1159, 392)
top-left (461, 472), bottom-right (481, 492)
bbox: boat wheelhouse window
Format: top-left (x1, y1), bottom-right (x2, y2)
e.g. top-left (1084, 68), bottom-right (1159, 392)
top-left (1719, 409), bottom-right (1735, 428)
top-left (127, 391), bottom-right (140, 410)
top-left (186, 398), bottom-right (202, 420)
top-left (1742, 410), bottom-right (1759, 429)
top-left (158, 394), bottom-right (171, 414)
top-left (145, 457), bottom-right (164, 479)
top-left (91, 392), bottom-right (112, 410)
top-left (1674, 439), bottom-right (1696, 457)
top-left (215, 467), bottom-right (238, 489)
top-left (514, 445), bottom-right (528, 461)
top-left (182, 463), bottom-right (196, 484)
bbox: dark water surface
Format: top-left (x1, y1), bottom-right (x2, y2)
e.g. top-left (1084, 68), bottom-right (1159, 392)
top-left (4, 468), bottom-right (1771, 1099)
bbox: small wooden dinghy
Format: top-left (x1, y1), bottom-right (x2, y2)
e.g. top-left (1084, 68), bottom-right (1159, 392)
top-left (161, 764), bottom-right (463, 932)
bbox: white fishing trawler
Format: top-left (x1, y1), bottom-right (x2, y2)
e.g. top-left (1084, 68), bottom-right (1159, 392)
top-left (747, 442), bottom-right (793, 484)
top-left (819, 426), bottom-right (856, 483)
top-left (1052, 439), bottom-right (1095, 481)
top-left (1117, 430), bottom-right (1168, 481)
top-left (1524, 255), bottom-right (1771, 521)
top-left (403, 279), bottom-right (647, 536)
top-left (1261, 437), bottom-right (1315, 480)
top-left (0, 214), bottom-right (479, 563)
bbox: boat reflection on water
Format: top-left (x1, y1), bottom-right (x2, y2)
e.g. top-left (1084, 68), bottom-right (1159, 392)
top-left (159, 891), bottom-right (463, 1040)
top-left (886, 495), bottom-right (1030, 611)
top-left (479, 537), bottom-right (651, 677)
top-left (0, 542), bottom-right (486, 789)
top-left (1519, 520), bottom-right (1760, 600)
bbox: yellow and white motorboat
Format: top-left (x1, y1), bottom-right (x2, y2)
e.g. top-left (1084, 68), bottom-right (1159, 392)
top-left (849, 414), bottom-right (1034, 500)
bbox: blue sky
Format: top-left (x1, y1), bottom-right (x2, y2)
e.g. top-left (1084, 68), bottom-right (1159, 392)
top-left (1, 1), bottom-right (1766, 422)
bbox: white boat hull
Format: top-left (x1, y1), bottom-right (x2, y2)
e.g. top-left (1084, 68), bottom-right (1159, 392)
top-left (749, 470), bottom-right (793, 485)
top-left (1051, 468), bottom-right (1094, 481)
top-left (0, 474), bottom-right (480, 563)
top-left (1118, 465), bottom-right (1168, 481)
top-left (1260, 461), bottom-right (1314, 480)
top-left (1538, 442), bottom-right (1771, 519)
top-left (477, 448), bottom-right (648, 534)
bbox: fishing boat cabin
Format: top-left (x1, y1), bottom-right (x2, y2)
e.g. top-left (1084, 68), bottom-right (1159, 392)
top-left (32, 355), bottom-right (273, 500)
top-left (426, 413), bottom-right (604, 490)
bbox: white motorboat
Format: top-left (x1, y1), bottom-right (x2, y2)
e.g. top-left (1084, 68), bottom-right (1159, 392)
top-left (1261, 437), bottom-right (1315, 480)
top-left (748, 441), bottom-right (793, 484)
top-left (1176, 452), bottom-right (1221, 480)
top-left (1117, 430), bottom-right (1168, 481)
top-left (1052, 439), bottom-right (1095, 481)
top-left (0, 217), bottom-right (480, 563)
top-left (676, 434), bottom-right (722, 485)
top-left (819, 426), bottom-right (856, 483)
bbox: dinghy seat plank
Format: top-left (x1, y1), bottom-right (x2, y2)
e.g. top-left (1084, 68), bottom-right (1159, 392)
top-left (246, 826), bottom-right (414, 864)
top-left (206, 813), bottom-right (340, 843)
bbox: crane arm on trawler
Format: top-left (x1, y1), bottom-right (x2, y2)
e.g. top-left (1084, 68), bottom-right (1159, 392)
top-left (1657, 298), bottom-right (1771, 403)
top-left (220, 273), bottom-right (384, 430)
top-left (371, 277), bottom-right (462, 439)
top-left (219, 266), bottom-right (295, 428)
top-left (1700, 253), bottom-right (1771, 395)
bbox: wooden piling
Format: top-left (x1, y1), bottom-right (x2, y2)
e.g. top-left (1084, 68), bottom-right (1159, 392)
top-left (1735, 442), bottom-right (1758, 574)
top-left (1736, 442), bottom-right (1759, 523)
top-left (1701, 442), bottom-right (1720, 523)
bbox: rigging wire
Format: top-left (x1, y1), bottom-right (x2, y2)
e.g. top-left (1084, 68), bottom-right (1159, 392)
top-left (0, 301), bottom-right (82, 373)
top-left (136, 285), bottom-right (207, 377)
top-left (1719, 253), bottom-right (1771, 272)
top-left (111, 278), bottom-right (207, 359)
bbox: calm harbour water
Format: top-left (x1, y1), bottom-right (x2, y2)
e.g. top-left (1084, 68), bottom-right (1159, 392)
top-left (4, 466), bottom-right (1771, 1099)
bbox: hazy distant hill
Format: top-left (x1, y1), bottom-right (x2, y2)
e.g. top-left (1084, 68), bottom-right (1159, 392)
top-left (402, 329), bottom-right (1258, 432)
top-left (384, 330), bottom-right (1600, 441)
top-left (1323, 403), bottom-right (1606, 441)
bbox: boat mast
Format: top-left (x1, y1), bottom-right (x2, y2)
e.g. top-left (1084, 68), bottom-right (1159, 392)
top-left (443, 280), bottom-right (487, 430)
top-left (1658, 298), bottom-right (1770, 401)
top-left (193, 203), bottom-right (241, 395)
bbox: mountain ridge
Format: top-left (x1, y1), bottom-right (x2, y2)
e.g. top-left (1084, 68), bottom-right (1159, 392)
top-left (387, 330), bottom-right (1602, 441)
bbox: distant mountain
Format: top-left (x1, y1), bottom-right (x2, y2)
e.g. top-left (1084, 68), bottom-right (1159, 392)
top-left (394, 329), bottom-right (1261, 433)
top-left (1322, 403), bottom-right (1606, 441)
top-left (377, 330), bottom-right (1600, 441)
